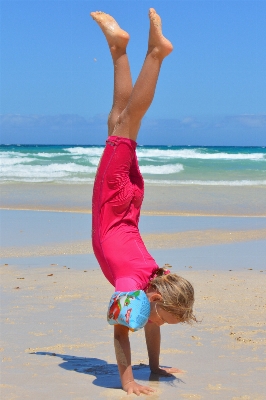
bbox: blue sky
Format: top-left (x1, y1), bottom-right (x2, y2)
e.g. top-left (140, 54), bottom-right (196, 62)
top-left (1, 0), bottom-right (266, 145)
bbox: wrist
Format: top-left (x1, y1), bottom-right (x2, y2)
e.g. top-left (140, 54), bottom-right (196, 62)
top-left (149, 362), bottom-right (159, 371)
top-left (122, 379), bottom-right (135, 389)
top-left (149, 358), bottom-right (159, 368)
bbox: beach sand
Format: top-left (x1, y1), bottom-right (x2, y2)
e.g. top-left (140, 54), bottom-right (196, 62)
top-left (1, 182), bottom-right (266, 216)
top-left (1, 262), bottom-right (266, 400)
top-left (1, 184), bottom-right (266, 399)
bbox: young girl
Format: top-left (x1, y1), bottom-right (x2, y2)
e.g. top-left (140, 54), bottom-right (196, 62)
top-left (91, 9), bottom-right (195, 396)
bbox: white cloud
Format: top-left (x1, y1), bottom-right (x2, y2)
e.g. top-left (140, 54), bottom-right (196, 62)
top-left (234, 114), bottom-right (266, 128)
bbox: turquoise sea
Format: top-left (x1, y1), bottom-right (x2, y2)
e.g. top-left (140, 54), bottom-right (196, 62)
top-left (1, 145), bottom-right (266, 186)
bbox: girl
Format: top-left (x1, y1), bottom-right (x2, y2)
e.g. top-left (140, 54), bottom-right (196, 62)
top-left (91, 9), bottom-right (195, 396)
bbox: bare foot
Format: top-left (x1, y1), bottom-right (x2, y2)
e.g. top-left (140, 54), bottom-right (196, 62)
top-left (148, 8), bottom-right (173, 59)
top-left (90, 11), bottom-right (129, 51)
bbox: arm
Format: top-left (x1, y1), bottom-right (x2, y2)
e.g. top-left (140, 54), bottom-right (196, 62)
top-left (144, 321), bottom-right (161, 372)
top-left (113, 324), bottom-right (154, 395)
top-left (144, 322), bottom-right (183, 375)
top-left (113, 325), bottom-right (133, 388)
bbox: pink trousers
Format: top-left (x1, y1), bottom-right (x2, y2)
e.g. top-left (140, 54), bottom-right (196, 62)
top-left (92, 136), bottom-right (158, 291)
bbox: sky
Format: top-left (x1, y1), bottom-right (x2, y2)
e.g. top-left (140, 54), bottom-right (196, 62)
top-left (0, 0), bottom-right (266, 145)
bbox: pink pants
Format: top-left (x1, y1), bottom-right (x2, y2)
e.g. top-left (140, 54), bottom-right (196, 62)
top-left (92, 136), bottom-right (158, 291)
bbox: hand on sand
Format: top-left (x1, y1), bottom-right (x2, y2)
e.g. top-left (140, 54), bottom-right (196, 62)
top-left (150, 366), bottom-right (184, 376)
top-left (123, 380), bottom-right (155, 396)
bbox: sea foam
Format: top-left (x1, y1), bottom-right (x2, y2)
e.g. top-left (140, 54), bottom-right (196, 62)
top-left (65, 147), bottom-right (104, 156)
top-left (139, 164), bottom-right (184, 174)
top-left (145, 179), bottom-right (266, 186)
top-left (137, 148), bottom-right (265, 160)
top-left (1, 145), bottom-right (265, 185)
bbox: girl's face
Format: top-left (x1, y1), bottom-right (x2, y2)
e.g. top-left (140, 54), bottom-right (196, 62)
top-left (149, 302), bottom-right (180, 326)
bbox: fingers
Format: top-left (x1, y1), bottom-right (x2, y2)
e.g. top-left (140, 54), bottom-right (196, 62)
top-left (163, 367), bottom-right (184, 373)
top-left (125, 381), bottom-right (155, 396)
top-left (151, 366), bottom-right (184, 376)
top-left (150, 369), bottom-right (171, 376)
top-left (127, 387), bottom-right (139, 396)
top-left (159, 369), bottom-right (172, 376)
top-left (140, 388), bottom-right (155, 395)
top-left (137, 386), bottom-right (154, 395)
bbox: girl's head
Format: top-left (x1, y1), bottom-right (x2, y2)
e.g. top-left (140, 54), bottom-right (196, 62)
top-left (147, 266), bottom-right (196, 325)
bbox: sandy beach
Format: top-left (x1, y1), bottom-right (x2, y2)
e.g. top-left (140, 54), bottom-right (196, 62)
top-left (1, 184), bottom-right (266, 399)
top-left (1, 183), bottom-right (266, 216)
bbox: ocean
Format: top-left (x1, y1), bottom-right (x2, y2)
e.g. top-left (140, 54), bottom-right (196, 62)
top-left (1, 145), bottom-right (266, 186)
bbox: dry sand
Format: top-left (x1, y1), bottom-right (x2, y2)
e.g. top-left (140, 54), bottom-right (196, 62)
top-left (1, 263), bottom-right (266, 400)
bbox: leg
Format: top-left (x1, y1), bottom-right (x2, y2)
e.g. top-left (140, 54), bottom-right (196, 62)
top-left (90, 12), bottom-right (133, 135)
top-left (113, 8), bottom-right (173, 141)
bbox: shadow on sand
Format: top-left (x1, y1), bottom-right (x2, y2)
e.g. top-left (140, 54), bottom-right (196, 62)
top-left (33, 352), bottom-right (185, 389)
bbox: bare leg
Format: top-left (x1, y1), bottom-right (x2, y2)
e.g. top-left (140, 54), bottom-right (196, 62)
top-left (90, 12), bottom-right (133, 135)
top-left (113, 8), bottom-right (173, 141)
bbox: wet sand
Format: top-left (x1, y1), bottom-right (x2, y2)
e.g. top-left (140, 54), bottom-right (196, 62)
top-left (1, 210), bottom-right (266, 261)
top-left (1, 182), bottom-right (266, 216)
top-left (1, 185), bottom-right (266, 399)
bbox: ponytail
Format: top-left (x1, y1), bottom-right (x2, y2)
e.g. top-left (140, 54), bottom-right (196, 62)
top-left (151, 264), bottom-right (172, 278)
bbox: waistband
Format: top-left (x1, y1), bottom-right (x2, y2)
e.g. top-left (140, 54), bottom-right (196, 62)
top-left (106, 135), bottom-right (137, 150)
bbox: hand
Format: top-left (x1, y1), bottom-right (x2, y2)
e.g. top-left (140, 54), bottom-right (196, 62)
top-left (150, 366), bottom-right (184, 376)
top-left (123, 380), bottom-right (155, 396)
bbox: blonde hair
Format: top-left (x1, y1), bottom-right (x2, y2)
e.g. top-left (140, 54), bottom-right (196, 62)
top-left (150, 266), bottom-right (196, 324)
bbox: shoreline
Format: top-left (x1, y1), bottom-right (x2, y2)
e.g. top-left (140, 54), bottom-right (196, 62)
top-left (2, 223), bottom-right (266, 259)
top-left (1, 206), bottom-right (266, 217)
top-left (1, 211), bottom-right (266, 271)
top-left (1, 182), bottom-right (266, 217)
